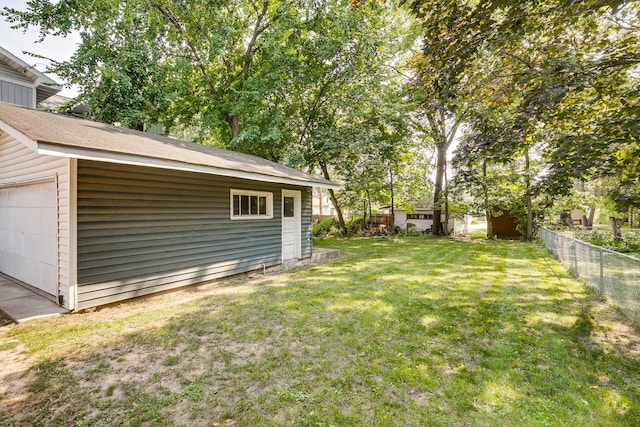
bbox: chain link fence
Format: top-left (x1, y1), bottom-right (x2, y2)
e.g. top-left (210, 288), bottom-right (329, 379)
top-left (540, 227), bottom-right (640, 323)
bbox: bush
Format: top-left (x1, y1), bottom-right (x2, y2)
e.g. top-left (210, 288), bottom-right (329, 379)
top-left (397, 227), bottom-right (422, 237)
top-left (346, 216), bottom-right (364, 230)
top-left (620, 231), bottom-right (640, 253)
top-left (574, 229), bottom-right (611, 246)
top-left (314, 216), bottom-right (427, 238)
top-left (570, 228), bottom-right (640, 255)
top-left (313, 217), bottom-right (341, 237)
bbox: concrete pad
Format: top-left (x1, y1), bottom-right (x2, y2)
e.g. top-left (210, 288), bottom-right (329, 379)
top-left (310, 248), bottom-right (340, 263)
top-left (0, 282), bottom-right (35, 300)
top-left (279, 248), bottom-right (340, 272)
top-left (0, 275), bottom-right (67, 323)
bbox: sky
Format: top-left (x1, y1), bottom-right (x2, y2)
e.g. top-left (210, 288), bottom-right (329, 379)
top-left (1, 1), bottom-right (81, 97)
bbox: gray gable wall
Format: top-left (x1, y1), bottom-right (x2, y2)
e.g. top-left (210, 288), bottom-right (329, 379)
top-left (0, 47), bottom-right (61, 108)
top-left (0, 60), bottom-right (34, 107)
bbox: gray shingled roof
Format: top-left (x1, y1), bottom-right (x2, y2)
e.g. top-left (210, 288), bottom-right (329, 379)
top-left (0, 102), bottom-right (337, 188)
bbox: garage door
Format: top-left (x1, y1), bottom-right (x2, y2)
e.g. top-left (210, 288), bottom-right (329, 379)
top-left (0, 180), bottom-right (58, 297)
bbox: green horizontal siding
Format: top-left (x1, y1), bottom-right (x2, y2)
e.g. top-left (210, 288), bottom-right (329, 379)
top-left (301, 188), bottom-right (312, 258)
top-left (76, 160), bottom-right (311, 309)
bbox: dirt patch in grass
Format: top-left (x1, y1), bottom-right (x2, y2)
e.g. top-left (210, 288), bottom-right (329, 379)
top-left (586, 300), bottom-right (640, 360)
top-left (0, 274), bottom-right (280, 425)
top-left (0, 342), bottom-right (33, 408)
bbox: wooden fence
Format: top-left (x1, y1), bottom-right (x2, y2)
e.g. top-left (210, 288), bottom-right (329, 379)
top-left (371, 215), bottom-right (394, 227)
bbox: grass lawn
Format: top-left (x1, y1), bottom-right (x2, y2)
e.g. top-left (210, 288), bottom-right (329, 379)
top-left (1, 236), bottom-right (639, 426)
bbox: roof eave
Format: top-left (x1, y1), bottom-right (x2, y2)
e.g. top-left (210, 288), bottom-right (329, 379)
top-left (0, 46), bottom-right (61, 91)
top-left (37, 141), bottom-right (341, 190)
top-left (0, 120), bottom-right (38, 152)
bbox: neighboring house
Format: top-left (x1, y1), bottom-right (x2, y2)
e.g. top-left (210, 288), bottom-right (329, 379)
top-left (394, 206), bottom-right (436, 232)
top-left (312, 188), bottom-right (335, 216)
top-left (570, 209), bottom-right (585, 225)
top-left (37, 93), bottom-right (90, 115)
top-left (0, 102), bottom-right (338, 310)
top-left (380, 202), bottom-right (465, 234)
top-left (381, 201), bottom-right (437, 233)
top-left (0, 46), bottom-right (61, 108)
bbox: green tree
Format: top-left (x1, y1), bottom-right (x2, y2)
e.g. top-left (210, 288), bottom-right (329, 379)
top-left (452, 105), bottom-right (521, 238)
top-left (283, 1), bottom-right (418, 231)
top-left (440, 0), bottom-right (638, 239)
top-left (403, 0), bottom-right (514, 235)
top-left (4, 1), bottom-right (419, 227)
top-left (3, 0), bottom-right (308, 154)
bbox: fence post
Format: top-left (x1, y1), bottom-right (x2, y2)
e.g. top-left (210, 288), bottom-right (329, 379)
top-left (574, 239), bottom-right (578, 274)
top-left (599, 248), bottom-right (604, 295)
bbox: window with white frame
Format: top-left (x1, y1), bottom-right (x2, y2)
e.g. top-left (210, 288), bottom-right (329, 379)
top-left (406, 213), bottom-right (433, 220)
top-left (230, 189), bottom-right (273, 219)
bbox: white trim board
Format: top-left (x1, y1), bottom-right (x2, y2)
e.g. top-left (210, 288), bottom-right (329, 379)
top-left (37, 143), bottom-right (340, 190)
top-left (0, 125), bottom-right (39, 152)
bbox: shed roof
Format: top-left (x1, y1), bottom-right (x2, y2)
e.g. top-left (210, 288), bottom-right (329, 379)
top-left (0, 102), bottom-right (338, 189)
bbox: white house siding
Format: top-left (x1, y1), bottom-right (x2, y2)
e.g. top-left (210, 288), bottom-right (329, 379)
top-left (0, 133), bottom-right (70, 307)
top-left (394, 211), bottom-right (433, 232)
top-left (76, 160), bottom-right (313, 309)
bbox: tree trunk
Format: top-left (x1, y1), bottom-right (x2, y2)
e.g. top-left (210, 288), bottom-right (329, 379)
top-left (444, 164), bottom-right (450, 235)
top-left (366, 188), bottom-right (372, 226)
top-left (444, 192), bottom-right (450, 235)
top-left (224, 113), bottom-right (241, 150)
top-left (432, 144), bottom-right (447, 235)
top-left (610, 216), bottom-right (623, 241)
top-left (389, 168), bottom-right (395, 219)
top-left (426, 108), bottom-right (464, 236)
top-left (482, 160), bottom-right (494, 239)
top-left (524, 147), bottom-right (533, 241)
top-left (363, 200), bottom-right (367, 228)
top-left (485, 209), bottom-right (494, 238)
top-left (319, 161), bottom-right (346, 232)
top-left (328, 189), bottom-right (346, 232)
top-left (583, 206), bottom-right (596, 229)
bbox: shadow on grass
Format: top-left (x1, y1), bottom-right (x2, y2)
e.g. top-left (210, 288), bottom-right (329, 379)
top-left (2, 237), bottom-right (640, 426)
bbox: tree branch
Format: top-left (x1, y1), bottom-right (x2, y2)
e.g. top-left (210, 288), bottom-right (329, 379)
top-left (500, 49), bottom-right (535, 70)
top-left (151, 3), bottom-right (208, 80)
top-left (297, 77), bottom-right (335, 147)
top-left (593, 57), bottom-right (640, 70)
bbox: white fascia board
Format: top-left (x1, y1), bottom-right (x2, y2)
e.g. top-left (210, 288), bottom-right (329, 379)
top-left (0, 120), bottom-right (39, 152)
top-left (37, 142), bottom-right (341, 190)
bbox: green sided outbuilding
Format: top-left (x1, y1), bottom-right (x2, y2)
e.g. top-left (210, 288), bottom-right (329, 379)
top-left (0, 102), bottom-right (338, 310)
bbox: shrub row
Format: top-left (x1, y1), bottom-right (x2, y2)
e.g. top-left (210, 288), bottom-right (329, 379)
top-left (312, 217), bottom-right (424, 238)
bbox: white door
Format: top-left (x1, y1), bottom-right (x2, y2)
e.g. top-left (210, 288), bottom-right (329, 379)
top-left (281, 189), bottom-right (301, 261)
top-left (0, 181), bottom-right (58, 296)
